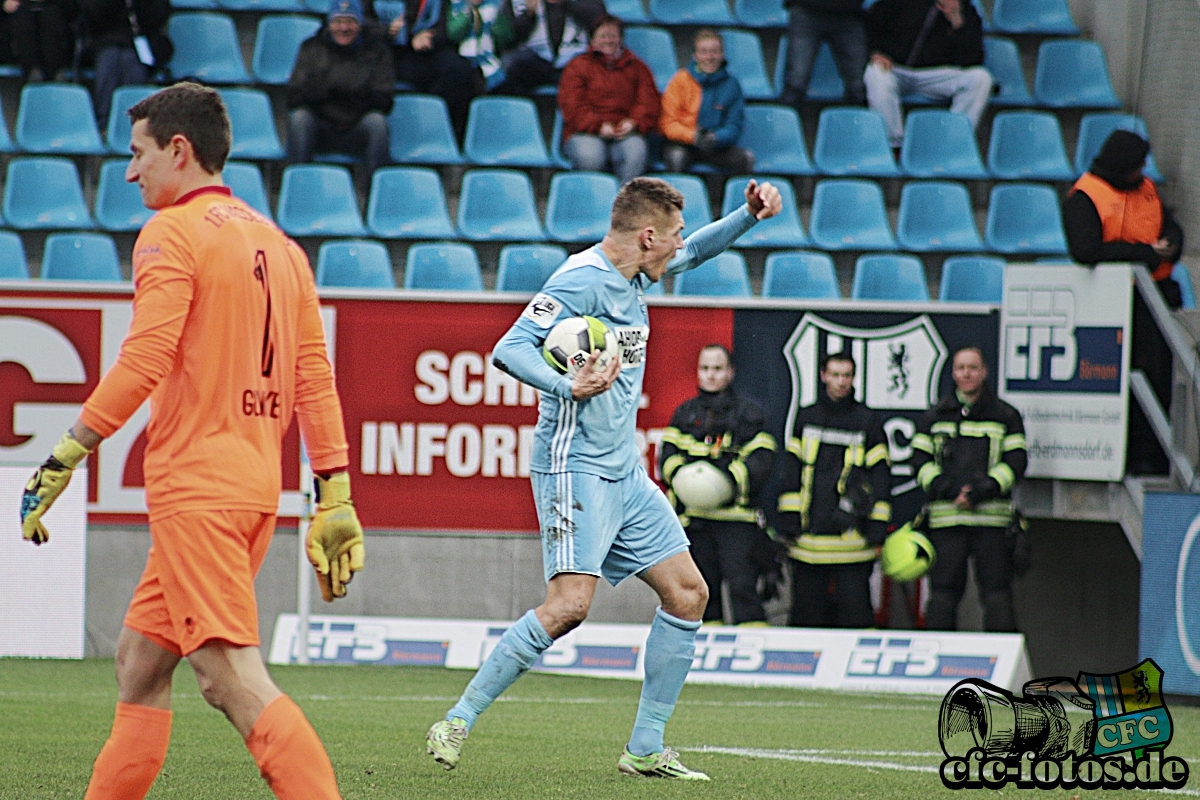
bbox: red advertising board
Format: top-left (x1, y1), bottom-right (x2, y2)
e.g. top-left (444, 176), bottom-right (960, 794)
top-left (0, 287), bottom-right (732, 532)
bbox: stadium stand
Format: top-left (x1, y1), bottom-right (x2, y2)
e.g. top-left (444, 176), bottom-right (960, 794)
top-left (167, 13), bottom-right (251, 84)
top-left (4, 158), bottom-right (94, 230)
top-left (674, 251), bottom-right (751, 296)
top-left (15, 84), bottom-right (107, 156)
top-left (607, 0), bottom-right (650, 23)
top-left (722, 176), bottom-right (808, 248)
top-left (388, 95), bottom-right (464, 165)
top-left (719, 28), bottom-right (774, 101)
top-left (222, 162), bottom-right (273, 219)
top-left (990, 0), bottom-right (1079, 35)
top-left (737, 105), bottom-right (815, 176)
top-left (623, 26), bottom-right (678, 92)
top-left (463, 97), bottom-right (552, 168)
top-left (649, 0), bottom-right (734, 25)
top-left (896, 181), bottom-right (983, 252)
top-left (987, 111), bottom-right (1074, 181)
top-left (649, 173), bottom-right (713, 237)
top-left (0, 232), bottom-right (28, 278)
top-left (983, 36), bottom-right (1034, 106)
top-left (762, 251), bottom-right (839, 299)
top-left (221, 88), bottom-right (285, 160)
top-left (457, 170), bottom-right (546, 242)
top-left (95, 159), bottom-right (153, 233)
top-left (1075, 113), bottom-right (1164, 181)
top-left (813, 107), bottom-right (901, 177)
top-left (404, 242), bottom-right (484, 291)
top-left (1033, 39), bottom-right (1120, 109)
top-left (367, 167), bottom-right (458, 239)
top-left (851, 254), bottom-right (929, 301)
top-left (41, 233), bottom-right (122, 281)
top-left (218, 0), bottom-right (304, 14)
top-left (315, 240), bottom-right (396, 288)
top-left (734, 0), bottom-right (787, 28)
top-left (252, 15), bottom-right (321, 85)
top-left (984, 183), bottom-right (1069, 255)
top-left (809, 179), bottom-right (897, 251)
top-left (939, 256), bottom-right (1006, 303)
top-left (105, 85), bottom-right (157, 154)
top-left (900, 110), bottom-right (988, 179)
top-left (275, 164), bottom-right (366, 237)
top-left (774, 39), bottom-right (845, 102)
top-left (496, 244), bottom-right (568, 292)
top-left (550, 112), bottom-right (571, 169)
top-left (545, 172), bottom-right (620, 244)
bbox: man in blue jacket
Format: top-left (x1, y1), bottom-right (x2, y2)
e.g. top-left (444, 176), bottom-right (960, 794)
top-left (659, 30), bottom-right (753, 176)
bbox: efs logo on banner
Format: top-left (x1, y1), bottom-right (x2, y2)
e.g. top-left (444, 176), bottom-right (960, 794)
top-left (1003, 284), bottom-right (1123, 394)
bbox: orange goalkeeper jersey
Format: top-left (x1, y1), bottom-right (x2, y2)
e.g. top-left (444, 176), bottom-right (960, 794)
top-left (81, 186), bottom-right (349, 520)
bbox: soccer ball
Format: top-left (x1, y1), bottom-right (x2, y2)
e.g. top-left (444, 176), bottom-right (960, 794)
top-left (542, 315), bottom-right (618, 376)
top-left (880, 523), bottom-right (937, 582)
top-left (670, 461), bottom-right (734, 511)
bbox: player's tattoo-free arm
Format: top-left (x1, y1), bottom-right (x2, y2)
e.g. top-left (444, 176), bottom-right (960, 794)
top-left (666, 206), bottom-right (757, 276)
top-left (492, 323), bottom-right (576, 399)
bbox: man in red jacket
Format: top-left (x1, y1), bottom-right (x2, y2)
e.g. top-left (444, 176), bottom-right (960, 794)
top-left (557, 14), bottom-right (660, 184)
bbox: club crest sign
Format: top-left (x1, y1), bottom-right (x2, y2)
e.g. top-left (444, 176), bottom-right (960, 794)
top-left (782, 313), bottom-right (949, 436)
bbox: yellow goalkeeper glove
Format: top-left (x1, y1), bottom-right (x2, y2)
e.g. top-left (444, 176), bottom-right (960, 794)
top-left (21, 431), bottom-right (93, 545)
top-left (306, 472), bottom-right (365, 602)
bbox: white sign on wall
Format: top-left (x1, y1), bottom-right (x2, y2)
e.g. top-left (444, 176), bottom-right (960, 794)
top-left (0, 466), bottom-right (87, 658)
top-left (999, 263), bottom-right (1132, 481)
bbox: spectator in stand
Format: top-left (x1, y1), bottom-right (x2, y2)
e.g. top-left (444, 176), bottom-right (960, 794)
top-left (79, 0), bottom-right (172, 126)
top-left (660, 29), bottom-right (753, 177)
top-left (1064, 129), bottom-right (1184, 475)
top-left (448, 0), bottom-right (516, 91)
top-left (4, 0), bottom-right (76, 82)
top-left (390, 0), bottom-right (483, 140)
top-left (863, 0), bottom-right (991, 150)
top-left (779, 0), bottom-right (866, 107)
top-left (558, 15), bottom-right (659, 184)
top-left (287, 0), bottom-right (395, 180)
top-left (492, 0), bottom-right (604, 97)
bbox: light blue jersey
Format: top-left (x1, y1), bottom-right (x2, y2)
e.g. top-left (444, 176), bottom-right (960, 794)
top-left (491, 205), bottom-right (757, 479)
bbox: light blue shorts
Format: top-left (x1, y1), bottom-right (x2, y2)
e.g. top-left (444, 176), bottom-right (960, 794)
top-left (531, 464), bottom-right (690, 586)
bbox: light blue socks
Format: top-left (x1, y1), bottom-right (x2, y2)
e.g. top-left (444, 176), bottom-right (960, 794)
top-left (627, 607), bottom-right (700, 756)
top-left (446, 609), bottom-right (554, 730)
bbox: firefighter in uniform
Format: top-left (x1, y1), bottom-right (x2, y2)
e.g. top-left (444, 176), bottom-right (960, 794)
top-left (659, 344), bottom-right (777, 625)
top-left (910, 346), bottom-right (1027, 631)
top-left (777, 352), bottom-right (891, 628)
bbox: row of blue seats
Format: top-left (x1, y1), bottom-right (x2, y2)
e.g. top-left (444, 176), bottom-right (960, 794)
top-left (168, 0), bottom-right (1082, 38)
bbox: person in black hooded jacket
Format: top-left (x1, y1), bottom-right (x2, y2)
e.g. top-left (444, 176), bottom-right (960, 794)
top-left (659, 344), bottom-right (777, 625)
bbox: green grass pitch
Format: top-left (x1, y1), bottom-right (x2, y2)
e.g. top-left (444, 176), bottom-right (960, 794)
top-left (3, 658), bottom-right (1199, 799)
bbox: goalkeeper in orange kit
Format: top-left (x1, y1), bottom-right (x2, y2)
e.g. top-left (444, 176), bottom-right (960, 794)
top-left (18, 82), bottom-right (363, 800)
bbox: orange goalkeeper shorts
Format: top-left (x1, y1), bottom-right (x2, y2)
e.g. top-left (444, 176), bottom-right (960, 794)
top-left (124, 510), bottom-right (276, 657)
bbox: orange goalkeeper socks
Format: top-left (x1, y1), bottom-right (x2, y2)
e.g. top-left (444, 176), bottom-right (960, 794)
top-left (245, 694), bottom-right (342, 800)
top-left (84, 702), bottom-right (172, 800)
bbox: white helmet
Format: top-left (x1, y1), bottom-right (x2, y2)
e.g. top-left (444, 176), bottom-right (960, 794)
top-left (671, 461), bottom-right (734, 511)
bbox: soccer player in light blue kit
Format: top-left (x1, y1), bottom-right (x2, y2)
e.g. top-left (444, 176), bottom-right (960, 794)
top-left (426, 177), bottom-right (782, 779)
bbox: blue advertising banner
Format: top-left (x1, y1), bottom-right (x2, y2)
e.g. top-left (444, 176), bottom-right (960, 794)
top-left (1140, 492), bottom-right (1200, 696)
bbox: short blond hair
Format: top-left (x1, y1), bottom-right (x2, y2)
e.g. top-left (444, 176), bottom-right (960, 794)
top-left (610, 178), bottom-right (684, 233)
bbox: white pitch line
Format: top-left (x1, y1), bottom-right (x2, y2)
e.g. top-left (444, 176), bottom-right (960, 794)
top-left (685, 746), bottom-right (939, 773)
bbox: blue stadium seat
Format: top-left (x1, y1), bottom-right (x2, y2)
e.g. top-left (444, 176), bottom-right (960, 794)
top-left (367, 167), bottom-right (457, 239)
top-left (737, 105), bottom-right (815, 176)
top-left (168, 13), bottom-right (251, 84)
top-left (674, 252), bottom-right (751, 296)
top-left (735, 0), bottom-right (786, 27)
top-left (0, 231), bottom-right (28, 278)
top-left (220, 88), bottom-right (284, 160)
top-left (42, 233), bottom-right (122, 281)
top-left (650, 0), bottom-right (733, 25)
top-left (0, 95), bottom-right (15, 153)
top-left (404, 243), bottom-right (483, 291)
top-left (252, 16), bottom-right (321, 85)
top-left (1075, 113), bottom-right (1164, 181)
top-left (15, 84), bottom-right (106, 155)
top-left (301, 0), bottom-right (331, 12)
top-left (388, 94), bottom-right (464, 164)
top-left (984, 183), bottom-right (1068, 254)
top-left (896, 181), bottom-right (982, 252)
top-left (719, 29), bottom-right (774, 101)
top-left (457, 170), bottom-right (546, 241)
top-left (607, 0), bottom-right (649, 23)
top-left (315, 240), bottom-right (395, 288)
top-left (463, 97), bottom-right (551, 167)
top-left (550, 111), bottom-right (571, 168)
top-left (546, 172), bottom-right (620, 243)
top-left (986, 111), bottom-right (1074, 180)
top-left (95, 159), bottom-right (152, 232)
top-left (939, 256), bottom-right (1005, 303)
top-left (623, 26), bottom-right (678, 93)
top-left (106, 85), bottom-right (157, 154)
top-left (373, 0), bottom-right (404, 22)
top-left (813, 107), bottom-right (900, 177)
top-left (762, 251), bottom-right (839, 299)
top-left (900, 110), bottom-right (987, 179)
top-left (648, 173), bottom-right (712, 237)
top-left (721, 176), bottom-right (808, 247)
top-left (809, 179), bottom-right (896, 251)
top-left (1174, 263), bottom-right (1196, 311)
top-left (222, 162), bottom-right (272, 219)
top-left (496, 244), bottom-right (568, 292)
top-left (851, 254), bottom-right (928, 301)
top-left (991, 0), bottom-right (1078, 34)
top-left (983, 37), bottom-right (1032, 107)
top-left (276, 165), bottom-right (366, 236)
top-left (171, 0), bottom-right (219, 9)
top-left (4, 158), bottom-right (93, 230)
top-left (1033, 40), bottom-right (1120, 109)
top-left (775, 39), bottom-right (845, 102)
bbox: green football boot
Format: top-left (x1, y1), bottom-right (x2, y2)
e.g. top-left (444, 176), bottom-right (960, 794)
top-left (425, 717), bottom-right (469, 770)
top-left (618, 746), bottom-right (710, 780)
